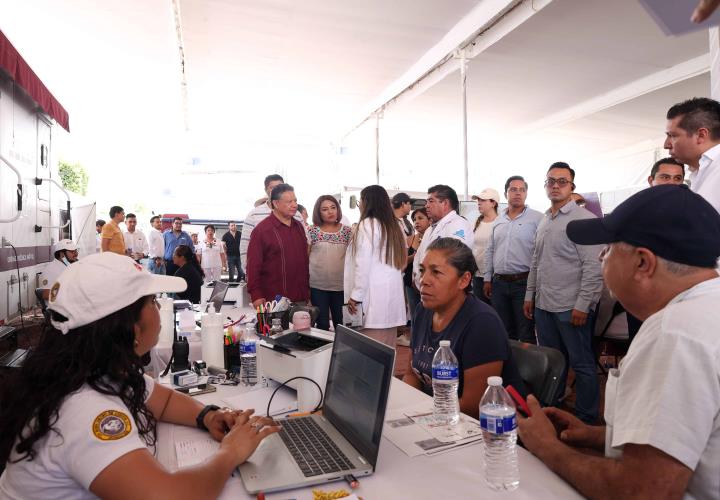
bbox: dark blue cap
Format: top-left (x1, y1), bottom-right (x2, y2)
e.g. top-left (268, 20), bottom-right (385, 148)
top-left (566, 184), bottom-right (720, 268)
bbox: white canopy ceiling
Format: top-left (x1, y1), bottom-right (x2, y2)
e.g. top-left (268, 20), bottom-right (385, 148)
top-left (0, 0), bottom-right (713, 216)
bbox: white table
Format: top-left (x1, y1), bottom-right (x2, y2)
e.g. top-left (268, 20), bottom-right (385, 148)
top-left (156, 379), bottom-right (581, 499)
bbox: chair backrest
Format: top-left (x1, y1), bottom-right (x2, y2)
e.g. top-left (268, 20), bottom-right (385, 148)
top-left (35, 288), bottom-right (50, 323)
top-left (509, 340), bottom-right (566, 407)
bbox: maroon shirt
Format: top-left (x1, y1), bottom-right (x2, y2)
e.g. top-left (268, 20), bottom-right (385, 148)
top-left (246, 212), bottom-right (309, 303)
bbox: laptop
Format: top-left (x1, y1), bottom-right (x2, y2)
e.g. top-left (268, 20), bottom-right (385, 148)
top-left (204, 280), bottom-right (229, 313)
top-left (239, 325), bottom-right (396, 494)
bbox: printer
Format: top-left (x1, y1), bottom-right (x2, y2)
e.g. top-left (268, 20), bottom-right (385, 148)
top-left (257, 328), bottom-right (334, 412)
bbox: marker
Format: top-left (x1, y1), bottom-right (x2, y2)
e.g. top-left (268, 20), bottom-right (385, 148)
top-left (344, 474), bottom-right (359, 489)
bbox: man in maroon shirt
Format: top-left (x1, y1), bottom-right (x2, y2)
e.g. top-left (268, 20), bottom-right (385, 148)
top-left (246, 183), bottom-right (310, 306)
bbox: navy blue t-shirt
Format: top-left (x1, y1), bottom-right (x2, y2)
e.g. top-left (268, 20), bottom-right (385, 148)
top-left (410, 294), bottom-right (525, 398)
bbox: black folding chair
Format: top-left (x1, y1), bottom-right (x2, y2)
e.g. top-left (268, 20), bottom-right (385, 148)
top-left (509, 340), bottom-right (566, 407)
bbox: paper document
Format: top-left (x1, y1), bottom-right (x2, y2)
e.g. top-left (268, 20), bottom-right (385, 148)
top-left (383, 402), bottom-right (483, 457)
top-left (638, 0), bottom-right (720, 35)
top-left (222, 382), bottom-right (298, 417)
top-left (175, 437), bottom-right (219, 468)
top-left (341, 304), bottom-right (364, 328)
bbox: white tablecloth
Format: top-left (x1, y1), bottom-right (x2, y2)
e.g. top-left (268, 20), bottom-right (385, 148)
top-left (156, 379), bottom-right (581, 499)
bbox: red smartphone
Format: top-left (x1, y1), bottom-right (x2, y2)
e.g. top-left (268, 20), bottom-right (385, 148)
top-left (507, 385), bottom-right (532, 417)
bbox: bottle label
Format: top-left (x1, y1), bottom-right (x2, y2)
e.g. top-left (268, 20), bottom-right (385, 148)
top-left (240, 341), bottom-right (256, 354)
top-left (480, 412), bottom-right (517, 435)
top-left (432, 367), bottom-right (459, 380)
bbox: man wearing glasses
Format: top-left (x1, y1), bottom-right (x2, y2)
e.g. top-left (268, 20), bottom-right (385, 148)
top-left (523, 162), bottom-right (603, 424)
top-left (483, 176), bottom-right (543, 344)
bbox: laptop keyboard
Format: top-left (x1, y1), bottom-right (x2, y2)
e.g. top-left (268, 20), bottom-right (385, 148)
top-left (278, 417), bottom-right (355, 477)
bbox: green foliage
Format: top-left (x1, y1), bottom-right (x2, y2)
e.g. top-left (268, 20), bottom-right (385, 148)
top-left (58, 160), bottom-right (89, 195)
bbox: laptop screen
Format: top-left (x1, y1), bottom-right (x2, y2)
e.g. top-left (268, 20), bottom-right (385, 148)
top-left (205, 280), bottom-right (228, 313)
top-left (323, 325), bottom-right (395, 468)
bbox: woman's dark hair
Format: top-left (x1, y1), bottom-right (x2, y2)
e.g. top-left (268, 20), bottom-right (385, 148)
top-left (204, 224), bottom-right (215, 233)
top-left (312, 195), bottom-right (342, 226)
top-left (474, 199), bottom-right (498, 230)
top-left (174, 244), bottom-right (204, 278)
top-left (0, 297), bottom-right (156, 464)
top-left (411, 207), bottom-right (428, 222)
top-left (354, 185), bottom-right (406, 269)
top-left (427, 237), bottom-right (477, 293)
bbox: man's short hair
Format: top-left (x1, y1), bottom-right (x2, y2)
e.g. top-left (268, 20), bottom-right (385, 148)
top-left (228, 220), bottom-right (235, 225)
top-left (504, 175), bottom-right (528, 193)
top-left (650, 157), bottom-right (685, 179)
top-left (125, 213), bottom-right (136, 220)
top-left (150, 215), bottom-right (160, 224)
top-left (270, 183), bottom-right (294, 202)
top-left (427, 184), bottom-right (459, 212)
top-left (264, 174), bottom-right (284, 188)
top-left (96, 219), bottom-right (106, 227)
top-left (109, 206), bottom-right (124, 218)
top-left (173, 216), bottom-right (183, 223)
top-left (667, 97), bottom-right (720, 140)
top-left (547, 162), bottom-right (575, 181)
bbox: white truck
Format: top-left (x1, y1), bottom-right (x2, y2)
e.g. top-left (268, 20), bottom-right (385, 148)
top-left (0, 30), bottom-right (94, 325)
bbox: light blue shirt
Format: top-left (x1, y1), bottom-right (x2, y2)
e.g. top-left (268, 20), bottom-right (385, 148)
top-left (483, 206), bottom-right (543, 280)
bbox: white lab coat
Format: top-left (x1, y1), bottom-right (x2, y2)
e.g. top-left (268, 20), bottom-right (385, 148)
top-left (344, 218), bottom-right (406, 329)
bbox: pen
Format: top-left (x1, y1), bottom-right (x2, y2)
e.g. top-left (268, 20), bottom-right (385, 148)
top-left (344, 474), bottom-right (359, 489)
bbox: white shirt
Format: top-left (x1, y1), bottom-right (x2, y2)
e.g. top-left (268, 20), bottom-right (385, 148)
top-left (0, 375), bottom-right (155, 499)
top-left (690, 143), bottom-right (720, 214)
top-left (148, 228), bottom-right (164, 259)
top-left (39, 258), bottom-right (69, 289)
top-left (196, 238), bottom-right (225, 269)
top-left (123, 230), bottom-right (149, 257)
top-left (344, 218), bottom-right (406, 329)
top-left (472, 219), bottom-right (495, 277)
top-left (604, 277), bottom-right (720, 499)
top-left (413, 210), bottom-right (474, 288)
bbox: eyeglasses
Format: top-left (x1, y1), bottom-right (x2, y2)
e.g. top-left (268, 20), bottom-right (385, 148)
top-left (355, 199), bottom-right (360, 208)
top-left (544, 178), bottom-right (572, 187)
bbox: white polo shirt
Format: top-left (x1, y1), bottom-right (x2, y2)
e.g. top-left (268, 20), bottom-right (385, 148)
top-left (38, 259), bottom-right (68, 290)
top-left (0, 375), bottom-right (155, 499)
top-left (604, 277), bottom-right (720, 499)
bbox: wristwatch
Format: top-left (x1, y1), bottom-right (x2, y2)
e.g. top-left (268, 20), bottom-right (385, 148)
top-left (196, 404), bottom-right (220, 431)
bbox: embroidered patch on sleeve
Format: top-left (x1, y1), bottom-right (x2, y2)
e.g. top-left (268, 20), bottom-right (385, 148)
top-left (92, 410), bottom-right (132, 441)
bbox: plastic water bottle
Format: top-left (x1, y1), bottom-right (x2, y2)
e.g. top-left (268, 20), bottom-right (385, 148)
top-left (479, 376), bottom-right (519, 491)
top-left (240, 324), bottom-right (258, 386)
top-left (432, 340), bottom-right (460, 425)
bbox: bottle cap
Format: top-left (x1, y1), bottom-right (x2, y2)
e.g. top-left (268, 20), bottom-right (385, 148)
top-left (487, 376), bottom-right (503, 386)
top-left (439, 340), bottom-right (450, 347)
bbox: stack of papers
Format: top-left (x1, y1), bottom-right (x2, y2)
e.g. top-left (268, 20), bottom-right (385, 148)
top-left (383, 402), bottom-right (483, 457)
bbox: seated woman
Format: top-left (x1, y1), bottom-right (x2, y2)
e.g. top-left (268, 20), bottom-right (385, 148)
top-left (0, 253), bottom-right (278, 498)
top-left (173, 244), bottom-right (204, 304)
top-left (403, 237), bottom-right (525, 419)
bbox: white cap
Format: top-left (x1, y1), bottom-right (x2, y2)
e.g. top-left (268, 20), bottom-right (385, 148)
top-left (439, 340), bottom-right (451, 347)
top-left (487, 376), bottom-right (503, 386)
top-left (53, 239), bottom-right (78, 253)
top-left (472, 188), bottom-right (500, 203)
top-left (48, 252), bottom-right (187, 334)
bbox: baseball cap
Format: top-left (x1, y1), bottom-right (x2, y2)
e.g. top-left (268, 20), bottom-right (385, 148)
top-left (53, 239), bottom-right (78, 253)
top-left (472, 188), bottom-right (500, 203)
top-left (392, 192), bottom-right (412, 205)
top-left (47, 252), bottom-right (187, 334)
top-left (566, 184), bottom-right (720, 267)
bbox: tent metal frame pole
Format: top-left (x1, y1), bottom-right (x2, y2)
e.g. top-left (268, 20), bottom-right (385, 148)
top-left (710, 27), bottom-right (720, 100)
top-left (375, 112), bottom-right (381, 184)
top-left (460, 53), bottom-right (469, 200)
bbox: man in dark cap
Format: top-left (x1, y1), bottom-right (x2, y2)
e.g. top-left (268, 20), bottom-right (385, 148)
top-left (518, 185), bottom-right (720, 499)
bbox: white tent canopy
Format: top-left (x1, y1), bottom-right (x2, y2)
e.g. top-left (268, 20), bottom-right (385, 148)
top-left (0, 0), bottom-right (713, 216)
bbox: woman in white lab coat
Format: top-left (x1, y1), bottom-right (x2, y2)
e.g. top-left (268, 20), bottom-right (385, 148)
top-left (344, 185), bottom-right (407, 348)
